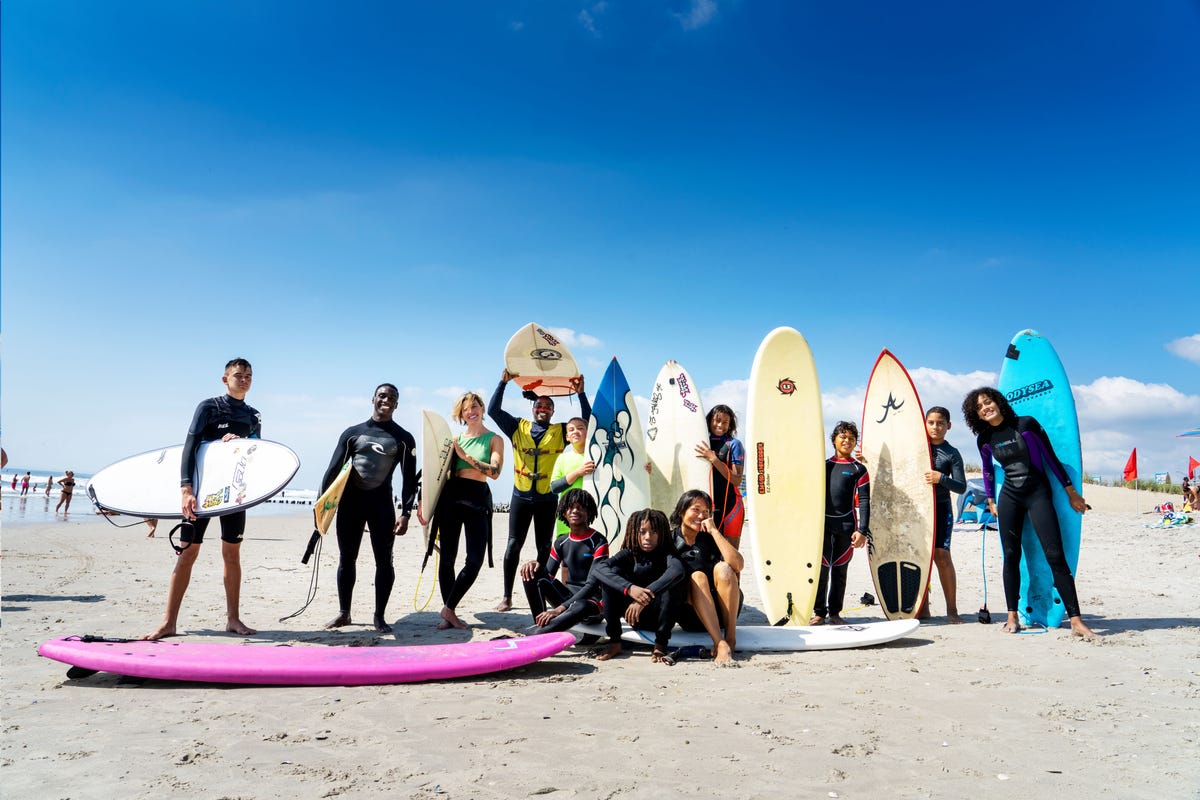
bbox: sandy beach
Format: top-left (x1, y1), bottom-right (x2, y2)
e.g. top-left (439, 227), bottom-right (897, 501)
top-left (2, 483), bottom-right (1197, 799)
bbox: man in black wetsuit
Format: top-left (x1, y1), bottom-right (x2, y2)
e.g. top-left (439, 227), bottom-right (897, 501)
top-left (321, 383), bottom-right (417, 634)
top-left (143, 358), bottom-right (262, 641)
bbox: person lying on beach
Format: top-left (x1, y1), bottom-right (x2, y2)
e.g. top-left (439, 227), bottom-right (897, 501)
top-left (591, 507), bottom-right (685, 663)
top-left (519, 488), bottom-right (608, 634)
top-left (670, 489), bottom-right (743, 665)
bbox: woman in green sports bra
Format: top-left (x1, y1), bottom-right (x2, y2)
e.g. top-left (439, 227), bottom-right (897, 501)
top-left (433, 392), bottom-right (504, 630)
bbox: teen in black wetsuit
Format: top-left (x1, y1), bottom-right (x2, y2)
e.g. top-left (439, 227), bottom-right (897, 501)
top-left (812, 421), bottom-right (871, 626)
top-left (922, 406), bottom-right (967, 623)
top-left (519, 488), bottom-right (608, 633)
top-left (489, 370), bottom-right (590, 611)
top-left (143, 358), bottom-right (262, 641)
top-left (321, 383), bottom-right (417, 634)
top-left (591, 508), bottom-right (685, 663)
top-left (963, 387), bottom-right (1094, 638)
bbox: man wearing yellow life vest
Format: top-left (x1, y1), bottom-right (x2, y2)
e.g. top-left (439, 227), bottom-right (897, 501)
top-left (488, 369), bottom-right (590, 611)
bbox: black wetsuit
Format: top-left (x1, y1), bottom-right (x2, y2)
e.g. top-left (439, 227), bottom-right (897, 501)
top-left (180, 395), bottom-right (262, 545)
top-left (522, 528), bottom-right (608, 633)
top-left (321, 419), bottom-right (417, 619)
top-left (670, 526), bottom-right (742, 632)
top-left (489, 380), bottom-right (591, 599)
top-left (592, 547), bottom-right (685, 649)
top-left (814, 457), bottom-right (870, 618)
top-left (977, 416), bottom-right (1081, 619)
top-left (931, 441), bottom-right (966, 550)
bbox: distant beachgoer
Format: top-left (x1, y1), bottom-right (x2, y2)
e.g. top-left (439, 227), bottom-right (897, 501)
top-left (694, 405), bottom-right (746, 550)
top-left (922, 406), bottom-right (966, 624)
top-left (489, 369), bottom-right (590, 612)
top-left (146, 518), bottom-right (158, 538)
top-left (548, 417), bottom-right (594, 536)
top-left (55, 472), bottom-right (76, 513)
top-left (20, 472), bottom-right (31, 496)
top-left (812, 421), bottom-right (871, 626)
top-left (45, 475), bottom-right (53, 497)
top-left (963, 387), bottom-right (1094, 639)
top-left (142, 358), bottom-right (261, 641)
top-left (591, 507), bottom-right (686, 663)
top-left (320, 383), bottom-right (417, 634)
top-left (670, 488), bottom-right (743, 665)
top-left (10, 473), bottom-right (17, 490)
top-left (519, 488), bottom-right (608, 633)
top-left (426, 391), bottom-right (503, 631)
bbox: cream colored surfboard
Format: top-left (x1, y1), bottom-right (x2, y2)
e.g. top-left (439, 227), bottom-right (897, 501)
top-left (646, 360), bottom-right (711, 511)
top-left (502, 322), bottom-right (581, 398)
top-left (419, 409), bottom-right (456, 526)
top-left (745, 327), bottom-right (825, 625)
top-left (860, 349), bottom-right (935, 620)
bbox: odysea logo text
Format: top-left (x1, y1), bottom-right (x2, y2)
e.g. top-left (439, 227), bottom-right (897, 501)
top-left (1006, 380), bottom-right (1053, 404)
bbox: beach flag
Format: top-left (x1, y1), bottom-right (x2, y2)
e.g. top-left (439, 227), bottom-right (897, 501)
top-left (1123, 449), bottom-right (1138, 483)
top-left (1189, 457), bottom-right (1198, 480)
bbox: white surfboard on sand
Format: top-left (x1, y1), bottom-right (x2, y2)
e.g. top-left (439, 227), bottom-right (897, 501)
top-left (646, 359), bottom-right (711, 511)
top-left (745, 327), bottom-right (826, 626)
top-left (573, 619), bottom-right (920, 652)
top-left (87, 439), bottom-right (299, 519)
top-left (861, 349), bottom-right (936, 620)
top-left (503, 322), bottom-right (581, 398)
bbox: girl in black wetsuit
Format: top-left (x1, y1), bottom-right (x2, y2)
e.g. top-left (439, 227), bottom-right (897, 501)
top-left (591, 508), bottom-right (686, 663)
top-left (962, 387), bottom-right (1095, 638)
top-left (670, 489), bottom-right (743, 665)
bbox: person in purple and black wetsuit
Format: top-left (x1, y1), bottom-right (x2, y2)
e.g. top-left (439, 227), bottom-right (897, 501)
top-left (962, 387), bottom-right (1095, 639)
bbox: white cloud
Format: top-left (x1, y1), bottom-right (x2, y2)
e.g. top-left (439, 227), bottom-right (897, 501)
top-left (577, 2), bottom-right (606, 36)
top-left (1073, 376), bottom-right (1200, 425)
top-left (1165, 334), bottom-right (1200, 366)
top-left (676, 0), bottom-right (718, 31)
top-left (548, 327), bottom-right (602, 349)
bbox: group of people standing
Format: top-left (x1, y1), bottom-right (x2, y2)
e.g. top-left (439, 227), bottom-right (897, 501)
top-left (139, 356), bottom-right (1095, 651)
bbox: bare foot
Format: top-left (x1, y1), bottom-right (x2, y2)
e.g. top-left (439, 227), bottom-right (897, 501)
top-left (713, 640), bottom-right (735, 665)
top-left (1069, 617), bottom-right (1096, 639)
top-left (808, 615), bottom-right (827, 626)
top-left (651, 648), bottom-right (674, 665)
top-left (324, 612), bottom-right (352, 629)
top-left (593, 643), bottom-right (623, 661)
top-left (947, 611), bottom-right (964, 624)
top-left (829, 615), bottom-right (846, 625)
top-left (1002, 612), bottom-right (1021, 634)
top-left (437, 607), bottom-right (469, 630)
top-left (226, 619), bottom-right (257, 636)
top-left (493, 598), bottom-right (513, 612)
top-left (141, 624), bottom-right (178, 641)
top-left (373, 615), bottom-right (393, 634)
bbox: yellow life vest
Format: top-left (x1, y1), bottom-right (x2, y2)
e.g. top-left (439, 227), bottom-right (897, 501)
top-left (511, 420), bottom-right (567, 496)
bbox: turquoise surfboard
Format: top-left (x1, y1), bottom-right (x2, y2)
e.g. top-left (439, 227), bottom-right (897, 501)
top-left (585, 358), bottom-right (651, 543)
top-left (997, 330), bottom-right (1082, 629)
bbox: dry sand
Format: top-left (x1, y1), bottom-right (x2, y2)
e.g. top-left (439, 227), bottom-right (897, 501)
top-left (2, 483), bottom-right (1197, 799)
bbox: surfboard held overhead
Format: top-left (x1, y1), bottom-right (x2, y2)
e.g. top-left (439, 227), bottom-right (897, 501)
top-left (503, 322), bottom-right (582, 397)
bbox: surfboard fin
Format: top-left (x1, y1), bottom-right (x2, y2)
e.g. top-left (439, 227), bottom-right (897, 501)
top-left (66, 666), bottom-right (99, 680)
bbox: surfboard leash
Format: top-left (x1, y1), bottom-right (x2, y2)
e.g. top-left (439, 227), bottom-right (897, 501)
top-left (279, 533), bottom-right (323, 623)
top-left (414, 537), bottom-right (439, 612)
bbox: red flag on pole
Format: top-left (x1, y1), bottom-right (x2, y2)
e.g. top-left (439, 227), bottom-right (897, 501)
top-left (1123, 449), bottom-right (1137, 483)
top-left (1188, 457), bottom-right (1198, 480)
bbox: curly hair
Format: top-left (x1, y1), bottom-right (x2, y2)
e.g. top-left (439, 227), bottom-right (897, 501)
top-left (669, 489), bottom-right (713, 528)
top-left (831, 420), bottom-right (859, 445)
top-left (706, 405), bottom-right (738, 437)
top-left (619, 508), bottom-right (672, 554)
top-left (961, 387), bottom-right (1015, 436)
top-left (556, 487), bottom-right (598, 525)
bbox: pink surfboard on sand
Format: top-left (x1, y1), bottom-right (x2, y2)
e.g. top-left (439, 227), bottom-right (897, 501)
top-left (38, 633), bottom-right (576, 686)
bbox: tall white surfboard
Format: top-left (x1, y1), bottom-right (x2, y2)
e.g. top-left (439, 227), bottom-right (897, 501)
top-left (745, 327), bottom-right (825, 625)
top-left (645, 360), bottom-right (711, 512)
top-left (419, 409), bottom-right (456, 525)
top-left (586, 357), bottom-right (652, 543)
top-left (860, 350), bottom-right (936, 620)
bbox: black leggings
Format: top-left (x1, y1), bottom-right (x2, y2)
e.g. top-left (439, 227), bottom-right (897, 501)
top-left (814, 518), bottom-right (855, 617)
top-left (436, 477), bottom-right (492, 610)
top-left (601, 583), bottom-right (684, 649)
top-left (335, 486), bottom-right (396, 618)
top-left (998, 480), bottom-right (1081, 618)
top-left (501, 494), bottom-right (557, 599)
top-left (522, 565), bottom-right (601, 633)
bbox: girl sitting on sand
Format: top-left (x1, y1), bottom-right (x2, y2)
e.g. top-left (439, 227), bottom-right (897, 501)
top-left (669, 489), bottom-right (743, 665)
top-left (591, 508), bottom-right (686, 663)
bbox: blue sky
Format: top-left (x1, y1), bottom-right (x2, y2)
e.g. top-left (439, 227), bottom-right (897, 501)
top-left (3, 1), bottom-right (1198, 498)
